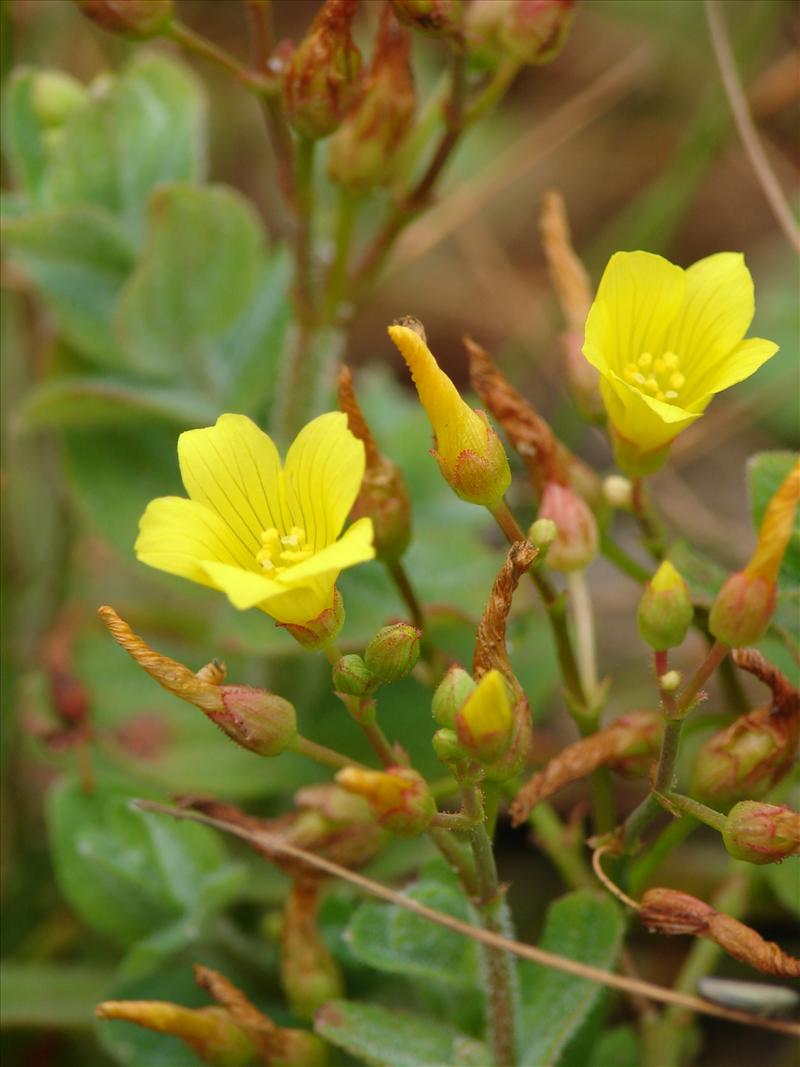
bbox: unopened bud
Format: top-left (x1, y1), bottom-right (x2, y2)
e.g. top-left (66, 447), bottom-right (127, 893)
top-left (467, 0), bottom-right (574, 67)
top-left (95, 1001), bottom-right (254, 1066)
top-left (336, 766), bottom-right (435, 835)
top-left (31, 70), bottom-right (87, 127)
top-left (659, 670), bottom-right (681, 693)
top-left (691, 704), bottom-right (800, 808)
top-left (332, 654), bottom-right (374, 696)
top-left (364, 622), bottom-right (421, 683)
top-left (389, 0), bottom-right (462, 37)
top-left (537, 481), bottom-right (598, 571)
top-left (214, 686), bottom-right (297, 757)
top-left (389, 320), bottom-right (511, 507)
top-left (637, 561), bottom-right (693, 651)
top-left (282, 0), bottom-right (363, 139)
top-left (528, 517), bottom-right (557, 553)
top-left (432, 665), bottom-right (476, 728)
top-left (73, 0), bottom-right (173, 38)
top-left (278, 588), bottom-right (345, 650)
top-left (454, 668), bottom-right (514, 763)
top-left (432, 727), bottom-right (464, 763)
top-left (329, 10), bottom-right (415, 190)
top-left (603, 474), bottom-right (633, 511)
top-left (723, 802), bottom-right (800, 865)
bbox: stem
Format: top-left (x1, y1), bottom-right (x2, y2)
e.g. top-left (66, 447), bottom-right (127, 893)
top-left (359, 719), bottom-right (400, 768)
top-left (600, 532), bottom-right (651, 584)
top-left (463, 57), bottom-right (521, 124)
top-left (291, 734), bottom-right (368, 772)
top-left (589, 767), bottom-right (616, 836)
top-left (528, 802), bottom-right (593, 889)
top-left (705, 0), bottom-right (800, 255)
top-left (629, 815), bottom-right (697, 898)
top-left (631, 478), bottom-right (667, 560)
top-left (386, 559), bottom-right (426, 632)
top-left (462, 784), bottom-right (518, 1066)
top-left (490, 499), bottom-right (586, 713)
top-left (427, 826), bottom-right (479, 897)
top-left (324, 188), bottom-right (358, 321)
top-left (676, 640), bottom-right (729, 717)
top-left (567, 569), bottom-right (598, 703)
top-left (167, 21), bottom-right (275, 95)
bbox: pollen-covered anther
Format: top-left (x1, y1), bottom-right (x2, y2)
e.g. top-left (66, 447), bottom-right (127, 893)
top-left (257, 526), bottom-right (313, 573)
top-left (625, 350), bottom-right (686, 403)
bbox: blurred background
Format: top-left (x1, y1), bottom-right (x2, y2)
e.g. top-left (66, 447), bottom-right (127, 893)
top-left (2, 1), bottom-right (798, 1065)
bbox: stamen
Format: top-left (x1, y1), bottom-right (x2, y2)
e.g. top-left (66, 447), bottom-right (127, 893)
top-left (654, 358), bottom-right (666, 374)
top-left (664, 390), bottom-right (679, 400)
top-left (643, 378), bottom-right (659, 395)
top-left (663, 352), bottom-right (679, 370)
top-left (638, 352), bottom-right (653, 370)
top-left (669, 372), bottom-right (685, 391)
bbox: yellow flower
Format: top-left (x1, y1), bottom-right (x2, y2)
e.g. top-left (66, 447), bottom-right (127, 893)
top-left (136, 412), bottom-right (375, 625)
top-left (583, 251), bottom-right (778, 474)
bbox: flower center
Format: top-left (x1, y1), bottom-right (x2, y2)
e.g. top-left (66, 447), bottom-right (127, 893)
top-left (256, 525), bottom-right (313, 574)
top-left (623, 351), bottom-right (686, 404)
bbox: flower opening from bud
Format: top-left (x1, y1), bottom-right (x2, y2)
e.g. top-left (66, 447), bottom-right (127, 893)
top-left (388, 320), bottom-right (511, 507)
top-left (282, 0), bottom-right (363, 139)
top-left (73, 0), bottom-right (173, 38)
top-left (389, 0), bottom-right (462, 37)
top-left (332, 653), bottom-right (374, 696)
top-left (364, 622), bottom-right (421, 683)
top-left (432, 665), bottom-right (476, 728)
top-left (335, 766), bottom-right (435, 835)
top-left (454, 668), bottom-right (514, 763)
top-left (723, 802), bottom-right (800, 865)
top-left (637, 560), bottom-right (693, 651)
top-left (537, 481), bottom-right (598, 571)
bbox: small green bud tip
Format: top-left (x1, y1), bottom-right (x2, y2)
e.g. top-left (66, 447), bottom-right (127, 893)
top-left (432, 665), bottom-right (476, 728)
top-left (364, 623), bottom-right (421, 683)
top-left (212, 686), bottom-right (297, 757)
top-left (432, 727), bottom-right (464, 763)
top-left (31, 71), bottom-right (87, 127)
top-left (709, 572), bottom-right (776, 648)
top-left (637, 560), bottom-right (693, 651)
top-left (528, 517), bottom-right (557, 552)
top-left (602, 474), bottom-right (633, 510)
top-left (537, 481), bottom-right (598, 571)
top-left (722, 801), bottom-right (800, 865)
top-left (659, 670), bottom-right (682, 693)
top-left (332, 654), bottom-right (374, 696)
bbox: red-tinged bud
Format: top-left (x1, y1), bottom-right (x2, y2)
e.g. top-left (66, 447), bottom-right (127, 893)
top-left (691, 704), bottom-right (800, 809)
top-left (637, 561), bottom-right (693, 651)
top-left (278, 588), bottom-right (345, 650)
top-left (336, 766), bottom-right (435, 835)
top-left (723, 802), bottom-right (800, 865)
top-left (537, 481), bottom-right (598, 571)
top-left (454, 668), bottom-right (514, 763)
top-left (73, 0), bottom-right (172, 38)
top-left (289, 784), bottom-right (388, 869)
top-left (281, 878), bottom-right (343, 1019)
top-left (467, 0), bottom-right (574, 68)
top-left (389, 0), bottom-right (462, 37)
top-left (329, 9), bottom-right (416, 190)
top-left (364, 623), bottom-right (421, 683)
top-left (432, 665), bottom-right (476, 728)
top-left (708, 571), bottom-right (776, 648)
top-left (332, 653), bottom-right (374, 696)
top-left (282, 0), bottom-right (363, 139)
top-left (212, 686), bottom-right (297, 757)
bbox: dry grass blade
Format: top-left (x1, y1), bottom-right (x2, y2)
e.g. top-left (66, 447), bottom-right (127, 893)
top-left (135, 799), bottom-right (800, 1039)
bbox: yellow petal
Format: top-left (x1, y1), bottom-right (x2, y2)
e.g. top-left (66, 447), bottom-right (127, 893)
top-left (277, 516), bottom-right (375, 584)
top-left (135, 496), bottom-right (254, 588)
top-left (745, 458), bottom-right (800, 584)
top-left (687, 337), bottom-right (779, 406)
top-left (282, 412), bottom-right (366, 550)
top-left (663, 253), bottom-right (754, 399)
top-left (583, 251), bottom-right (685, 378)
top-left (198, 558), bottom-right (328, 622)
top-left (178, 414), bottom-right (283, 554)
top-left (600, 371), bottom-right (700, 454)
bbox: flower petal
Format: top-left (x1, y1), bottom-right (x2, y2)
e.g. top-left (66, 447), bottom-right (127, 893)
top-left (688, 336), bottom-right (779, 405)
top-left (135, 496), bottom-right (254, 588)
top-left (282, 412), bottom-right (366, 550)
top-left (663, 253), bottom-right (755, 400)
top-left (600, 371), bottom-right (700, 454)
top-left (198, 559), bottom-right (299, 613)
top-left (178, 414), bottom-right (283, 555)
top-left (276, 516), bottom-right (375, 584)
top-left (583, 251), bottom-right (685, 377)
top-left (199, 560), bottom-right (335, 623)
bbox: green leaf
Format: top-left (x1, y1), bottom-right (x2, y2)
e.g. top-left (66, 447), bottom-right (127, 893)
top-left (315, 1001), bottom-right (489, 1067)
top-left (0, 963), bottom-right (114, 1029)
top-left (114, 183), bottom-right (267, 382)
top-left (763, 857), bottom-right (800, 919)
top-left (21, 375), bottom-right (221, 428)
top-left (585, 1025), bottom-right (640, 1067)
top-left (2, 205), bottom-right (136, 366)
top-left (2, 67), bottom-right (49, 198)
top-left (44, 54), bottom-right (205, 240)
top-left (47, 775), bottom-right (232, 946)
top-left (518, 890), bottom-right (624, 1067)
top-left (667, 538), bottom-right (727, 606)
top-left (748, 451), bottom-right (800, 587)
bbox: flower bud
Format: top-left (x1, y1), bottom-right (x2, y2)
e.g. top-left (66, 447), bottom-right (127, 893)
top-left (73, 0), bottom-right (173, 38)
top-left (389, 0), bottom-right (462, 37)
top-left (328, 10), bottom-right (415, 190)
top-left (637, 561), bottom-right (693, 651)
top-left (336, 766), bottom-right (435, 835)
top-left (603, 475), bottom-right (633, 511)
top-left (364, 622), bottom-right (421, 683)
top-left (537, 481), bottom-right (598, 571)
top-left (213, 686), bottom-right (297, 757)
top-left (691, 704), bottom-right (800, 808)
top-left (278, 588), bottom-right (345, 650)
top-left (282, 0), bottom-right (363, 139)
top-left (467, 0), bottom-right (575, 68)
top-left (710, 460), bottom-right (799, 647)
top-left (659, 669), bottom-right (682, 692)
top-left (95, 1001), bottom-right (255, 1066)
top-left (332, 654), bottom-right (374, 696)
top-left (432, 665), bottom-right (476, 728)
top-left (722, 802), bottom-right (800, 865)
top-left (454, 668), bottom-right (514, 763)
top-left (432, 727), bottom-right (464, 763)
top-left (388, 320), bottom-right (511, 507)
top-left (528, 517), bottom-right (557, 553)
top-left (31, 71), bottom-right (87, 128)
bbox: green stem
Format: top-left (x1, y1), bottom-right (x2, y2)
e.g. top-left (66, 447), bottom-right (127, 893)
top-left (427, 826), bottom-right (479, 897)
top-left (567, 568), bottom-right (598, 705)
top-left (167, 20), bottom-right (276, 94)
top-left (631, 478), bottom-right (667, 561)
top-left (292, 734), bottom-right (368, 772)
top-left (324, 188), bottom-right (358, 322)
top-left (386, 558), bottom-right (426, 632)
top-left (600, 532), bottom-right (651, 584)
top-left (675, 640), bottom-right (730, 717)
top-left (629, 815), bottom-right (697, 898)
top-left (463, 57), bottom-right (521, 124)
top-left (528, 803), bottom-right (593, 889)
top-left (659, 792), bottom-right (727, 832)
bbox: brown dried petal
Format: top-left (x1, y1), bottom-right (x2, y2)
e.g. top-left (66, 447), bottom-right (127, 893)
top-left (473, 540), bottom-right (537, 688)
top-left (732, 648), bottom-right (800, 717)
top-left (539, 189), bottom-right (591, 331)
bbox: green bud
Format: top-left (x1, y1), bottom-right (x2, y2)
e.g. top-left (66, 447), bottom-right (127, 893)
top-left (389, 0), bottom-right (462, 37)
top-left (602, 474), bottom-right (633, 510)
top-left (31, 70), bottom-right (87, 128)
top-left (332, 654), bottom-right (374, 696)
top-left (431, 727), bottom-right (464, 763)
top-left (213, 686), bottom-right (297, 757)
top-left (709, 572), bottom-right (776, 648)
top-left (722, 801), bottom-right (800, 865)
top-left (73, 0), bottom-right (173, 38)
top-left (528, 517), bottom-right (557, 553)
top-left (466, 0), bottom-right (575, 68)
top-left (432, 665), bottom-right (476, 728)
top-left (637, 561), bottom-right (693, 651)
top-left (364, 623), bottom-right (421, 683)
